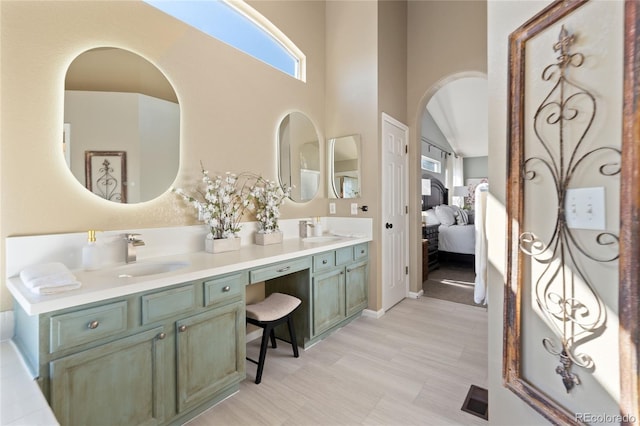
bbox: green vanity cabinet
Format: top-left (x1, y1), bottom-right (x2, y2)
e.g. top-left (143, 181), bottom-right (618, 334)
top-left (49, 326), bottom-right (166, 426)
top-left (263, 242), bottom-right (368, 348)
top-left (260, 242), bottom-right (369, 349)
top-left (345, 259), bottom-right (368, 317)
top-left (12, 271), bottom-right (248, 426)
top-left (312, 267), bottom-right (346, 335)
top-left (310, 243), bottom-right (369, 339)
top-left (175, 299), bottom-right (245, 414)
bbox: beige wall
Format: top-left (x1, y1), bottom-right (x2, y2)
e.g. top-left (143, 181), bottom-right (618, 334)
top-left (406, 0), bottom-right (487, 293)
top-left (0, 0), bottom-right (329, 311)
top-left (325, 1), bottom-right (381, 307)
top-left (486, 2), bottom-right (552, 422)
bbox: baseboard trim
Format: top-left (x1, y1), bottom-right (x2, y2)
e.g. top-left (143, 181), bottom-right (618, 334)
top-left (362, 308), bottom-right (384, 319)
top-left (246, 328), bottom-right (262, 343)
top-left (408, 290), bottom-right (424, 299)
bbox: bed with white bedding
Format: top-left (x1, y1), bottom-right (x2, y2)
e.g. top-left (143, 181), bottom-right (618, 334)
top-left (421, 177), bottom-right (475, 261)
top-left (438, 223), bottom-right (475, 255)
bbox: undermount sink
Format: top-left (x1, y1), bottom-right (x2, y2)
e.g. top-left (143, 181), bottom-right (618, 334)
top-left (114, 261), bottom-right (190, 278)
top-left (302, 236), bottom-right (343, 243)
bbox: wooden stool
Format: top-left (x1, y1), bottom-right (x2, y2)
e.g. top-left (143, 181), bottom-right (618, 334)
top-left (246, 292), bottom-right (301, 384)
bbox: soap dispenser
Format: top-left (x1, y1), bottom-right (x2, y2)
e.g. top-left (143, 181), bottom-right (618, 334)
top-left (313, 217), bottom-right (323, 237)
top-left (82, 230), bottom-right (101, 271)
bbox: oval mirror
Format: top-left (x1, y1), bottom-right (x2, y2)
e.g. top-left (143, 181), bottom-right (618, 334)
top-left (277, 112), bottom-right (320, 202)
top-left (64, 47), bottom-right (180, 203)
top-left (329, 134), bottom-right (361, 198)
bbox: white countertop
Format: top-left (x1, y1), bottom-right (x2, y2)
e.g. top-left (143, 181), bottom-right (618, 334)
top-left (7, 236), bottom-right (371, 316)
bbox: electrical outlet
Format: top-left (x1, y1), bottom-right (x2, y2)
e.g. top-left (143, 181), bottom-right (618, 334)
top-left (329, 203), bottom-right (336, 215)
top-left (351, 203), bottom-right (358, 215)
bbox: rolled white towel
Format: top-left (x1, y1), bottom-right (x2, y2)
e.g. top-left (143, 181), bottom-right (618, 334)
top-left (19, 262), bottom-right (81, 295)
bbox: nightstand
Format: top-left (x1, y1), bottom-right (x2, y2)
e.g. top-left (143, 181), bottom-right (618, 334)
top-left (422, 224), bottom-right (439, 272)
top-left (422, 239), bottom-right (429, 281)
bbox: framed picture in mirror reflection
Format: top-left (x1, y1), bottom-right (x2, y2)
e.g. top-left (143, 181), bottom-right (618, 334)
top-left (85, 150), bottom-right (127, 203)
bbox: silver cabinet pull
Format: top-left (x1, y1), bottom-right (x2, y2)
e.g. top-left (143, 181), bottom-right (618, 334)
top-left (222, 286), bottom-right (231, 292)
top-left (157, 332), bottom-right (166, 340)
top-left (88, 320), bottom-right (99, 329)
top-left (322, 260), bottom-right (328, 264)
top-left (178, 325), bottom-right (187, 332)
top-left (276, 266), bottom-right (291, 273)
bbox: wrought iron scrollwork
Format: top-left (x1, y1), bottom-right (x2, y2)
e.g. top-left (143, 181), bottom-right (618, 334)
top-left (519, 26), bottom-right (620, 393)
top-left (95, 158), bottom-right (123, 202)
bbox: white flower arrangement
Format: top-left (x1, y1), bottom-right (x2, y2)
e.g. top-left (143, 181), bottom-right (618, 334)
top-left (248, 176), bottom-right (291, 234)
top-left (173, 164), bottom-right (250, 240)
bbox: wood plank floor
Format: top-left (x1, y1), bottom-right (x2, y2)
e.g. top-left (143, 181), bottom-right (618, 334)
top-left (186, 297), bottom-right (488, 426)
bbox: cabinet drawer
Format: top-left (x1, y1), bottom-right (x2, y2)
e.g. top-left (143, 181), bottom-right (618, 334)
top-left (50, 301), bottom-right (128, 352)
top-left (335, 247), bottom-right (353, 266)
top-left (250, 257), bottom-right (310, 283)
top-left (313, 252), bottom-right (335, 272)
top-left (353, 243), bottom-right (368, 261)
top-left (142, 284), bottom-right (197, 324)
top-left (204, 272), bottom-right (246, 307)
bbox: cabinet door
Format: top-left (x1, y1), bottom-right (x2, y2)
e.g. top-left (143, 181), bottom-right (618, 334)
top-left (346, 260), bottom-right (368, 317)
top-left (50, 327), bottom-right (166, 426)
top-left (176, 300), bottom-right (245, 413)
top-left (312, 268), bottom-right (345, 335)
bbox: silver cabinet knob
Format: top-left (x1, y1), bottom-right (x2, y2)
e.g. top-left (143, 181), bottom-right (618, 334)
top-left (223, 286), bottom-right (231, 292)
top-left (157, 332), bottom-right (166, 340)
top-left (178, 325), bottom-right (187, 333)
top-left (88, 320), bottom-right (99, 329)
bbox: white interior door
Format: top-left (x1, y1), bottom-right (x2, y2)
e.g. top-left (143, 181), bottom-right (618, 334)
top-left (381, 113), bottom-right (409, 311)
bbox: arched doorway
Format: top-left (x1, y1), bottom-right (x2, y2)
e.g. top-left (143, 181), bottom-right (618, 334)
top-left (416, 72), bottom-right (488, 302)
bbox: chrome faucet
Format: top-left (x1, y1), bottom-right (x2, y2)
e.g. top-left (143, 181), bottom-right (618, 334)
top-left (299, 220), bottom-right (308, 238)
top-left (125, 233), bottom-right (145, 263)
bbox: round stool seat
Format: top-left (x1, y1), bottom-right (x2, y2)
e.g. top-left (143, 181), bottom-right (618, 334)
top-left (246, 293), bottom-right (301, 322)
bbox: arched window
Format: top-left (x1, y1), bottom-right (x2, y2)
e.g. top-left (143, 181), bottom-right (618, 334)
top-left (144, 0), bottom-right (305, 81)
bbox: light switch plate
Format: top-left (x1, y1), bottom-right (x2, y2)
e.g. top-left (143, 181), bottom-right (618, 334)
top-left (565, 187), bottom-right (606, 230)
top-left (329, 203), bottom-right (336, 215)
top-left (350, 203), bottom-right (358, 215)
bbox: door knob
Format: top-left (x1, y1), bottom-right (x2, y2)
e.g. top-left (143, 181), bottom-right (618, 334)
top-left (385, 223), bottom-right (393, 229)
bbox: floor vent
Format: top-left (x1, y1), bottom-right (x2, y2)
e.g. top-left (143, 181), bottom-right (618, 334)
top-left (461, 384), bottom-right (488, 420)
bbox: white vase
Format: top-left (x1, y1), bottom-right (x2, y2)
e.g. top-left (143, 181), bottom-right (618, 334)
top-left (254, 230), bottom-right (283, 246)
top-left (205, 236), bottom-right (241, 253)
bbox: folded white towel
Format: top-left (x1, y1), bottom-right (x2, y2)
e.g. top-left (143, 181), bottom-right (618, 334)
top-left (20, 262), bottom-right (81, 295)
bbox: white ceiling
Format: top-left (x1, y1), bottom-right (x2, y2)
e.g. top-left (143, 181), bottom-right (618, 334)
top-left (426, 77), bottom-right (488, 158)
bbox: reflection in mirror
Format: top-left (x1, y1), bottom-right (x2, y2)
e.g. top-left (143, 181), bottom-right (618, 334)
top-left (277, 112), bottom-right (320, 202)
top-left (329, 134), bottom-right (360, 198)
top-left (64, 47), bottom-right (180, 203)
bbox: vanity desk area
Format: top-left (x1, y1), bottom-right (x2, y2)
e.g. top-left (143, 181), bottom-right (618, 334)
top-left (5, 221), bottom-right (371, 426)
top-left (1, 41), bottom-right (372, 424)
